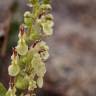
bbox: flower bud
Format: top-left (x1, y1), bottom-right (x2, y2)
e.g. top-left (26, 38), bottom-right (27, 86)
top-left (42, 23), bottom-right (53, 36)
top-left (36, 62), bottom-right (46, 77)
top-left (15, 76), bottom-right (29, 90)
top-left (37, 77), bottom-right (43, 88)
top-left (40, 51), bottom-right (49, 61)
top-left (16, 40), bottom-right (28, 55)
top-left (45, 14), bottom-right (54, 20)
top-left (8, 64), bottom-right (20, 77)
top-left (28, 80), bottom-right (37, 91)
top-left (24, 11), bottom-right (32, 26)
top-left (34, 41), bottom-right (49, 51)
top-left (40, 4), bottom-right (52, 10)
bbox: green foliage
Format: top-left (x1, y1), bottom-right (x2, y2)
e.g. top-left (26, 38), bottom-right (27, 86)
top-left (0, 83), bottom-right (7, 96)
top-left (6, 0), bottom-right (54, 95)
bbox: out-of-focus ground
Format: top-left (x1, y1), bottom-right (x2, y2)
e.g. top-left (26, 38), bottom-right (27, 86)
top-left (1, 0), bottom-right (96, 96)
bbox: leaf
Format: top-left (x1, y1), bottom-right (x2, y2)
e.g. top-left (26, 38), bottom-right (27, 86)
top-left (0, 83), bottom-right (7, 96)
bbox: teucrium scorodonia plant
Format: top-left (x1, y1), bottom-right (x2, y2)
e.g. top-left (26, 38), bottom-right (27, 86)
top-left (6, 0), bottom-right (54, 96)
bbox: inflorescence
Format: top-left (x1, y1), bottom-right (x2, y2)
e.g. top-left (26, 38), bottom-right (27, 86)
top-left (6, 0), bottom-right (54, 96)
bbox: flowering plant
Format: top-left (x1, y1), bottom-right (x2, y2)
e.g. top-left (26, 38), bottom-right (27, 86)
top-left (0, 0), bottom-right (54, 96)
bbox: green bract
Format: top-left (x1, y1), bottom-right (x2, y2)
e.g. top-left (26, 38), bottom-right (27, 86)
top-left (7, 0), bottom-right (53, 95)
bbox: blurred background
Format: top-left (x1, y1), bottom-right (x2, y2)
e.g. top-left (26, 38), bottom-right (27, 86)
top-left (1, 0), bottom-right (96, 96)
